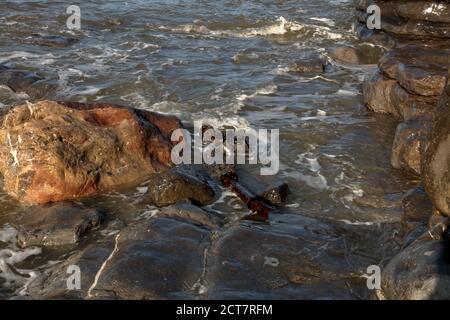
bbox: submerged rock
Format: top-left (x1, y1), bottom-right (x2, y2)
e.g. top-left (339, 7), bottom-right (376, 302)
top-left (0, 68), bottom-right (43, 93)
top-left (329, 46), bottom-right (362, 65)
top-left (329, 44), bottom-right (384, 65)
top-left (0, 66), bottom-right (56, 99)
top-left (0, 100), bottom-right (182, 204)
top-left (143, 169), bottom-right (215, 207)
top-left (20, 34), bottom-right (79, 48)
top-left (290, 58), bottom-right (327, 73)
top-left (9, 202), bottom-right (106, 247)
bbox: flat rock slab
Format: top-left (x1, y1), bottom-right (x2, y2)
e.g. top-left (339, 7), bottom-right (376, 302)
top-left (0, 100), bottom-right (182, 204)
top-left (24, 199), bottom-right (224, 299)
top-left (90, 217), bottom-right (211, 299)
top-left (364, 70), bottom-right (439, 121)
top-left (9, 202), bottom-right (106, 247)
top-left (378, 45), bottom-right (450, 96)
top-left (204, 217), bottom-right (381, 299)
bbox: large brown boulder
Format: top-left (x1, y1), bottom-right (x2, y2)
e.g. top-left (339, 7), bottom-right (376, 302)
top-left (0, 100), bottom-right (182, 204)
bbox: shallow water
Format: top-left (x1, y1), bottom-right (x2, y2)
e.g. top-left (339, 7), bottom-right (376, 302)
top-left (0, 0), bottom-right (416, 299)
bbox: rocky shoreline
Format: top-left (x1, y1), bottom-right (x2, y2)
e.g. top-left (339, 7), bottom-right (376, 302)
top-left (356, 0), bottom-right (450, 299)
top-left (0, 2), bottom-right (449, 300)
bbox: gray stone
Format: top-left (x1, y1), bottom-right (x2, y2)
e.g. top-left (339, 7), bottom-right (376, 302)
top-left (10, 202), bottom-right (106, 247)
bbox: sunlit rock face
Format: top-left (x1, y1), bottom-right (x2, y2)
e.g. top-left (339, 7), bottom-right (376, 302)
top-left (360, 2), bottom-right (450, 177)
top-left (355, 0), bottom-right (450, 48)
top-left (423, 77), bottom-right (450, 217)
top-left (0, 100), bottom-right (182, 204)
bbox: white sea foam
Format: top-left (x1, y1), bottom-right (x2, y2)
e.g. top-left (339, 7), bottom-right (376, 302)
top-left (309, 17), bottom-right (335, 27)
top-left (236, 84), bottom-right (278, 103)
top-left (170, 17), bottom-right (304, 38)
top-left (0, 225), bottom-right (42, 296)
top-left (338, 219), bottom-right (374, 226)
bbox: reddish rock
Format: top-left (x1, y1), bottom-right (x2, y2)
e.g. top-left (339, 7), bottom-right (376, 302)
top-left (0, 100), bottom-right (182, 204)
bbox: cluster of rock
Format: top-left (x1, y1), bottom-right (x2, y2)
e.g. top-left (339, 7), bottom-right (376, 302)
top-left (356, 0), bottom-right (450, 49)
top-left (357, 0), bottom-right (450, 299)
top-left (0, 99), bottom-right (293, 299)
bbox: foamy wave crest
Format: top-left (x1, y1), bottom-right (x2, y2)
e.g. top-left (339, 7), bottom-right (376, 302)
top-left (168, 17), bottom-right (304, 38)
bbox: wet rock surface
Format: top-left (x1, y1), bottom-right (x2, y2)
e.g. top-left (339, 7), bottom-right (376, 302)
top-left (402, 187), bottom-right (433, 225)
top-left (9, 202), bottom-right (105, 247)
top-left (381, 234), bottom-right (450, 300)
top-left (378, 46), bottom-right (450, 97)
top-left (0, 65), bottom-right (57, 100)
top-left (329, 44), bottom-right (385, 65)
top-left (0, 100), bottom-right (182, 204)
top-left (290, 57), bottom-right (330, 74)
top-left (23, 210), bottom-right (404, 300)
top-left (423, 78), bottom-right (450, 217)
top-left (357, 0), bottom-right (450, 300)
top-left (143, 168), bottom-right (215, 207)
top-left (260, 182), bottom-right (289, 205)
top-left (0, 0), bottom-right (449, 301)
top-left (390, 120), bottom-right (429, 176)
top-left (355, 0), bottom-right (450, 47)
